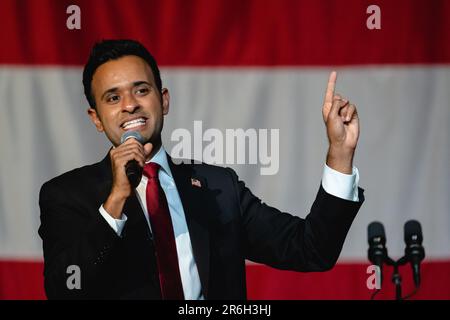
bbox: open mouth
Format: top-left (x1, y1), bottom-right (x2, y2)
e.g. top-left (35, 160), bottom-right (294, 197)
top-left (121, 117), bottom-right (147, 130)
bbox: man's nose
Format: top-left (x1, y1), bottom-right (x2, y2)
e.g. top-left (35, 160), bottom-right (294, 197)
top-left (122, 93), bottom-right (140, 113)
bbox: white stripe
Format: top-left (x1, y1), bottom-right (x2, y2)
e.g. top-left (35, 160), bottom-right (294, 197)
top-left (1, 66), bottom-right (449, 260)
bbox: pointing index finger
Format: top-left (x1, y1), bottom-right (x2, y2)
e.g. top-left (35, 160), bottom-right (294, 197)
top-left (324, 71), bottom-right (337, 104)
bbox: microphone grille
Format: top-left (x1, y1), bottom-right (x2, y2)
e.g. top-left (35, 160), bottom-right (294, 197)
top-left (404, 220), bottom-right (423, 243)
top-left (120, 131), bottom-right (145, 144)
top-left (368, 221), bottom-right (385, 243)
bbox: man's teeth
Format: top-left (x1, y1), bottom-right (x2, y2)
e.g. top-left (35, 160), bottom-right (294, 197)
top-left (123, 118), bottom-right (146, 129)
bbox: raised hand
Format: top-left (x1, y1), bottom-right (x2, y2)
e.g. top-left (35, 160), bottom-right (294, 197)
top-left (322, 71), bottom-right (359, 174)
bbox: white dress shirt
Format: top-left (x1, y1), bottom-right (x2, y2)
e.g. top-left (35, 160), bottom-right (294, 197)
top-left (100, 146), bottom-right (203, 299)
top-left (99, 146), bottom-right (360, 299)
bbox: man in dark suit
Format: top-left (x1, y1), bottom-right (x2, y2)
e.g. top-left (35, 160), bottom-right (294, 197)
top-left (39, 39), bottom-right (364, 299)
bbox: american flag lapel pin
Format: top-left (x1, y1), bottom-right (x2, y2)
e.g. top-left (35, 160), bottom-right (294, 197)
top-left (191, 178), bottom-right (202, 188)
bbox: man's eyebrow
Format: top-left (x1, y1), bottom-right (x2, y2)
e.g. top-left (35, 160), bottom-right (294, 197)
top-left (132, 81), bottom-right (151, 87)
top-left (100, 81), bottom-right (152, 100)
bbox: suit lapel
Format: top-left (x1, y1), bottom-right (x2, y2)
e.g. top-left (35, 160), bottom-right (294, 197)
top-left (168, 156), bottom-right (211, 298)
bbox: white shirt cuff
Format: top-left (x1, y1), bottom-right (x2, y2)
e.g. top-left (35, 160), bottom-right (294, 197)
top-left (321, 164), bottom-right (359, 202)
top-left (99, 205), bottom-right (128, 236)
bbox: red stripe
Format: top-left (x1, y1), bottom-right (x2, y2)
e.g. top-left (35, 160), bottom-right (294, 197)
top-left (1, 260), bottom-right (450, 299)
top-left (0, 0), bottom-right (449, 66)
top-left (0, 261), bottom-right (45, 300)
top-left (247, 261), bottom-right (450, 300)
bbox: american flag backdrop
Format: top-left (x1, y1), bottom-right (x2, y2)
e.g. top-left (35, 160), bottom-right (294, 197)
top-left (1, 0), bottom-right (450, 299)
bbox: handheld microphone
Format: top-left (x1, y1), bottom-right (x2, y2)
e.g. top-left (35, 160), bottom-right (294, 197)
top-left (368, 221), bottom-right (388, 285)
top-left (404, 220), bottom-right (425, 287)
top-left (120, 131), bottom-right (145, 189)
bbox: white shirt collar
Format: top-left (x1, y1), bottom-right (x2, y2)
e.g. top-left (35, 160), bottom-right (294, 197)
top-left (146, 145), bottom-right (173, 178)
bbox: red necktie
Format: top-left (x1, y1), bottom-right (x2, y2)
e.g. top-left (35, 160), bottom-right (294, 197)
top-left (143, 162), bottom-right (184, 300)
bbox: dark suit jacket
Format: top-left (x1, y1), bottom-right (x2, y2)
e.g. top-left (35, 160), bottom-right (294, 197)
top-left (38, 152), bottom-right (364, 299)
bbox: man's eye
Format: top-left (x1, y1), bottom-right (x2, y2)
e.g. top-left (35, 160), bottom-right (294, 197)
top-left (107, 95), bottom-right (120, 103)
top-left (135, 87), bottom-right (149, 95)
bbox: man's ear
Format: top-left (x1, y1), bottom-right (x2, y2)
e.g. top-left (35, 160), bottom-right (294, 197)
top-left (161, 88), bottom-right (170, 115)
top-left (87, 108), bottom-right (105, 132)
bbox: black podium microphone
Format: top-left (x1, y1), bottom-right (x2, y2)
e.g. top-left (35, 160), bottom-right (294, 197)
top-left (368, 221), bottom-right (388, 284)
top-left (120, 131), bottom-right (145, 188)
top-left (404, 220), bottom-right (425, 287)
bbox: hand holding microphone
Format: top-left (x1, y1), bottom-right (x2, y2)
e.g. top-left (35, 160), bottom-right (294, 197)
top-left (103, 131), bottom-right (152, 219)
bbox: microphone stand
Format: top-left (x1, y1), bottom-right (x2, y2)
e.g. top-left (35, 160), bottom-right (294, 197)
top-left (385, 256), bottom-right (408, 300)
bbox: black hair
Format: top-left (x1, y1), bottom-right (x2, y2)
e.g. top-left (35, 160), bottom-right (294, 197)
top-left (82, 39), bottom-right (162, 109)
